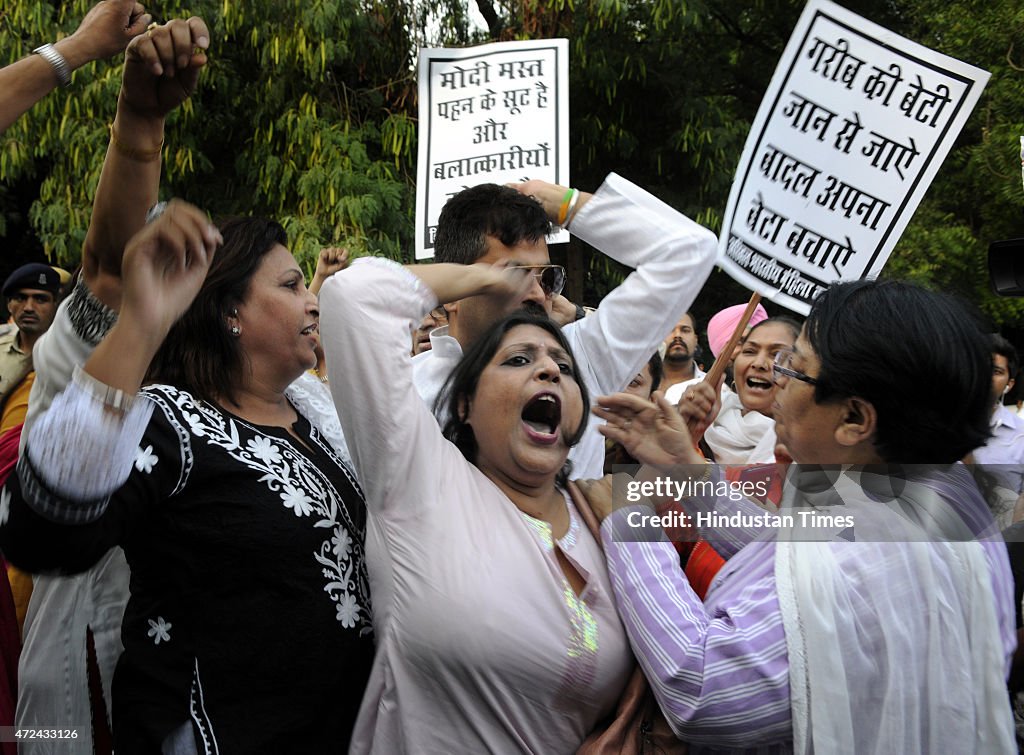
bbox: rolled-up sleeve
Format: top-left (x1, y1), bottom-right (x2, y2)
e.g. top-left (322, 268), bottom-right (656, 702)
top-left (602, 510), bottom-right (792, 749)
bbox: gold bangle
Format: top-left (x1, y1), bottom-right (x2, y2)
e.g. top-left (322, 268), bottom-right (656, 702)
top-left (109, 123), bottom-right (163, 162)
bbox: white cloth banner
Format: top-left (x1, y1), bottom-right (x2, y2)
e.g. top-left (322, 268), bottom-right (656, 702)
top-left (718, 0), bottom-right (989, 314)
top-left (415, 39), bottom-right (570, 259)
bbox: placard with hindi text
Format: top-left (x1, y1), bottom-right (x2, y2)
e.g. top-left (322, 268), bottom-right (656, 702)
top-left (718, 0), bottom-right (989, 314)
top-left (416, 39), bottom-right (570, 259)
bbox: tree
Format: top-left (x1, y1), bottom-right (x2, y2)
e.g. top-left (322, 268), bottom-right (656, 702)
top-left (429, 0), bottom-right (1023, 328)
top-left (5, 0), bottom-right (1023, 330)
top-left (0, 0), bottom-right (419, 277)
top-left (883, 0), bottom-right (1024, 328)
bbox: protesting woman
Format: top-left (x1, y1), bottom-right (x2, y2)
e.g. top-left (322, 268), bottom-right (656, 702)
top-left (0, 203), bottom-right (373, 752)
top-left (675, 316), bottom-right (800, 598)
top-left (700, 316), bottom-right (800, 465)
top-left (320, 257), bottom-right (635, 753)
top-left (583, 279), bottom-right (1016, 752)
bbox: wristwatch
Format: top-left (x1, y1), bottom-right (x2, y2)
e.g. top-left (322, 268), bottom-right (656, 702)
top-left (33, 43), bottom-right (71, 87)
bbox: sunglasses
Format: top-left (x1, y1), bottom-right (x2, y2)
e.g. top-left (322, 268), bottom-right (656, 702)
top-left (514, 264), bottom-right (566, 298)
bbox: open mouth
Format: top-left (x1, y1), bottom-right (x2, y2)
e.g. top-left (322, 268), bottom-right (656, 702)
top-left (301, 323), bottom-right (319, 336)
top-left (521, 392), bottom-right (561, 438)
top-left (745, 376), bottom-right (773, 392)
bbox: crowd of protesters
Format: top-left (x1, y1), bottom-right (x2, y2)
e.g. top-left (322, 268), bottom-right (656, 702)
top-left (0, 2), bottom-right (1022, 754)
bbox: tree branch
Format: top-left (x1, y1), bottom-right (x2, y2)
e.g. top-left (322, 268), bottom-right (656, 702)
top-left (475, 0), bottom-right (503, 39)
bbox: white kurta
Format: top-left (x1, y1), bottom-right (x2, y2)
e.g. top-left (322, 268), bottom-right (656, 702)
top-left (412, 173), bottom-right (718, 480)
top-left (321, 259), bottom-right (634, 754)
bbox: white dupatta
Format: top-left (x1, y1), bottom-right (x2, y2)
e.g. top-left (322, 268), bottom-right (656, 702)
top-left (775, 466), bottom-right (1014, 754)
top-left (703, 389), bottom-right (774, 464)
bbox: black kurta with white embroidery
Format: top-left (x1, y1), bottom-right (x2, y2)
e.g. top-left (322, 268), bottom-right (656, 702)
top-left (4, 384), bottom-right (373, 753)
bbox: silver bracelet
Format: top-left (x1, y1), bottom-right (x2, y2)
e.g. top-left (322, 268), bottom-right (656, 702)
top-left (33, 43), bottom-right (71, 88)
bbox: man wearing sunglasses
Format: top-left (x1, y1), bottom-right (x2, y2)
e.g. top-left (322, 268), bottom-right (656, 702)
top-left (412, 174), bottom-right (717, 479)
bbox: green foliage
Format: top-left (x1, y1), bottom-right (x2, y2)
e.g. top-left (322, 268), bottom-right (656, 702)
top-left (886, 0), bottom-right (1024, 327)
top-left (439, 0), bottom-right (1024, 326)
top-left (4, 0), bottom-right (1024, 327)
top-left (1, 0), bottom-right (419, 276)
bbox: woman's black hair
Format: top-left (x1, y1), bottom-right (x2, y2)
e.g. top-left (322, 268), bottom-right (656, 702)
top-left (745, 314), bottom-right (803, 344)
top-left (146, 217), bottom-right (288, 405)
top-left (436, 311), bottom-right (590, 486)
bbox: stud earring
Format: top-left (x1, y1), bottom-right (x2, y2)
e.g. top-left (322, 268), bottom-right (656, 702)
top-left (230, 325), bottom-right (240, 336)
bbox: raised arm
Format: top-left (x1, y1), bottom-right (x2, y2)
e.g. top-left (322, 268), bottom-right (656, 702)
top-left (0, 202), bottom-right (220, 572)
top-left (83, 201), bottom-right (221, 393)
top-left (83, 15), bottom-right (209, 311)
top-left (319, 259), bottom-right (533, 509)
top-left (21, 14), bottom-right (210, 447)
top-left (591, 390), bottom-right (775, 554)
top-left (514, 175), bottom-right (717, 397)
top-left (28, 201), bottom-right (218, 492)
top-left (405, 261), bottom-right (534, 305)
top-left (0, 0), bottom-right (150, 134)
top-left (308, 247), bottom-right (350, 296)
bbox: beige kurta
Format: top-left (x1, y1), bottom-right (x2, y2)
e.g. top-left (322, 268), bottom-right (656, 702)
top-left (322, 258), bottom-right (634, 754)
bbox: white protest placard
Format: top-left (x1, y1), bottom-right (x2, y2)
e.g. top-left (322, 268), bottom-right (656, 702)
top-left (415, 39), bottom-right (570, 259)
top-left (719, 0), bottom-right (989, 314)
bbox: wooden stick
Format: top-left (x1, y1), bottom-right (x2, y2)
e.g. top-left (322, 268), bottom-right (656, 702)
top-left (676, 292), bottom-right (762, 447)
top-left (703, 292), bottom-right (762, 387)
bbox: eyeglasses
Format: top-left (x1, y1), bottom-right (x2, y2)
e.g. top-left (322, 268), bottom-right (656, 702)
top-left (772, 348), bottom-right (819, 386)
top-left (514, 264), bottom-right (566, 298)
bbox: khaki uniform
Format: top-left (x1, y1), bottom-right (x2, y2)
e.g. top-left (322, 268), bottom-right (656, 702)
top-left (0, 329), bottom-right (31, 407)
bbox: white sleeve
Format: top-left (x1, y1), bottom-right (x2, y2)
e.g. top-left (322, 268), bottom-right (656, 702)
top-left (21, 279), bottom-right (118, 452)
top-left (319, 258), bottom-right (451, 515)
top-left (565, 173), bottom-right (717, 397)
top-left (21, 366), bottom-right (153, 524)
